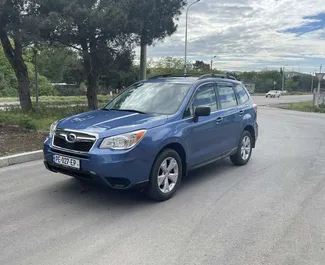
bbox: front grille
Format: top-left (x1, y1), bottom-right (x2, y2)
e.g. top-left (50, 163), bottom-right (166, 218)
top-left (53, 130), bottom-right (96, 153)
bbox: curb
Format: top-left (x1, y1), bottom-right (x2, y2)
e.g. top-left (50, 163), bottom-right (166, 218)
top-left (0, 150), bottom-right (43, 168)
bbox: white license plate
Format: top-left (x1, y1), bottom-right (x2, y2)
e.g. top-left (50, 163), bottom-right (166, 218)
top-left (53, 155), bottom-right (80, 170)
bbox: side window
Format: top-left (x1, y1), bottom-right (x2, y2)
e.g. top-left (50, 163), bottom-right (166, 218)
top-left (217, 84), bottom-right (238, 109)
top-left (185, 83), bottom-right (218, 117)
top-left (234, 85), bottom-right (249, 105)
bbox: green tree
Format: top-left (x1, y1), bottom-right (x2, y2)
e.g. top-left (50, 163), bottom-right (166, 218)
top-left (193, 61), bottom-right (210, 71)
top-left (147, 57), bottom-right (223, 77)
top-left (0, 0), bottom-right (38, 110)
top-left (99, 49), bottom-right (135, 90)
top-left (285, 79), bottom-right (298, 91)
top-left (0, 43), bottom-right (55, 97)
top-left (37, 0), bottom-right (135, 109)
top-left (239, 70), bottom-right (282, 93)
top-left (127, 0), bottom-right (186, 79)
top-left (36, 45), bottom-right (82, 83)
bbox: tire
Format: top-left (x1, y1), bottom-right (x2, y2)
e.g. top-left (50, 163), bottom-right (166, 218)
top-left (230, 131), bottom-right (253, 166)
top-left (146, 149), bottom-right (183, 201)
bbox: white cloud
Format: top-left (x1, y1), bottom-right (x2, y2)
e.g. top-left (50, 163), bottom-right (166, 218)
top-left (140, 0), bottom-right (325, 72)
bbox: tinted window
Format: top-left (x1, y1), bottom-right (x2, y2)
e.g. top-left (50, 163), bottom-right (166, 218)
top-left (185, 83), bottom-right (218, 117)
top-left (104, 82), bottom-right (191, 115)
top-left (234, 85), bottom-right (249, 105)
top-left (217, 84), bottom-right (237, 109)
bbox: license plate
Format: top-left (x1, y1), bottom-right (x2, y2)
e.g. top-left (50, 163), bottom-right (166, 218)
top-left (53, 155), bottom-right (80, 170)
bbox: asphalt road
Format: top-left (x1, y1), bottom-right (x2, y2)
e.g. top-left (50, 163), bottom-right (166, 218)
top-left (252, 94), bottom-right (313, 106)
top-left (1, 98), bottom-right (325, 265)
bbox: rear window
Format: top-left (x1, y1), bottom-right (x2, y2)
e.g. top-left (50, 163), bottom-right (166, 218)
top-left (217, 84), bottom-right (238, 109)
top-left (234, 85), bottom-right (250, 105)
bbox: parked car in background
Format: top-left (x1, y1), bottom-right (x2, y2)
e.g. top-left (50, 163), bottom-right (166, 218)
top-left (266, 90), bottom-right (281, 98)
top-left (43, 74), bottom-right (258, 201)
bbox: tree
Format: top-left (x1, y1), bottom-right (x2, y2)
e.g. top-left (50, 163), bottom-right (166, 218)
top-left (37, 0), bottom-right (136, 109)
top-left (193, 61), bottom-right (210, 71)
top-left (127, 0), bottom-right (186, 79)
top-left (98, 49), bottom-right (135, 91)
top-left (0, 0), bottom-right (37, 111)
top-left (285, 78), bottom-right (298, 91)
top-left (35, 44), bottom-right (82, 83)
top-left (0, 43), bottom-right (55, 97)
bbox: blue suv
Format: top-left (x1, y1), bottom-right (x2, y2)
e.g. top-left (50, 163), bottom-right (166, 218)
top-left (43, 74), bottom-right (258, 201)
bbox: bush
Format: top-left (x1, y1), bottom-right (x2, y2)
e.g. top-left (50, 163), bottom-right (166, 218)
top-left (0, 104), bottom-right (90, 131)
top-left (0, 111), bottom-right (38, 130)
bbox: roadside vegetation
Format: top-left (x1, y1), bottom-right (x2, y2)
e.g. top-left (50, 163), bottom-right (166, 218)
top-left (0, 95), bottom-right (112, 106)
top-left (0, 105), bottom-right (92, 131)
top-left (281, 101), bottom-right (325, 113)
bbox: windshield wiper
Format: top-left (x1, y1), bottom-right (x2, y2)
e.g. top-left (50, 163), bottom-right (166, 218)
top-left (106, 108), bottom-right (148, 114)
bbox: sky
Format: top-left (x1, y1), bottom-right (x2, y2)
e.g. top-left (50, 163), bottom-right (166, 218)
top-left (136, 0), bottom-right (325, 73)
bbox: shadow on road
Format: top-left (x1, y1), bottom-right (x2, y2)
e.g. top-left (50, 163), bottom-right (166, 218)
top-left (41, 159), bottom-right (233, 211)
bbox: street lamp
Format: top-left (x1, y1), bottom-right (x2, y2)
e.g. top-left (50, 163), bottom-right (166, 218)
top-left (184, 0), bottom-right (201, 75)
top-left (211, 56), bottom-right (216, 71)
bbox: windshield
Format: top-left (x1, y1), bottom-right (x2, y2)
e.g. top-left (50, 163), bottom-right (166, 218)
top-left (104, 82), bottom-right (192, 115)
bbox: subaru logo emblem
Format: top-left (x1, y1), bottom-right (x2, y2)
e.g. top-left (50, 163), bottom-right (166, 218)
top-left (67, 133), bottom-right (77, 143)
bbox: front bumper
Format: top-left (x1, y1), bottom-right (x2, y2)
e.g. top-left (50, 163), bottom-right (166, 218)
top-left (43, 137), bottom-right (154, 190)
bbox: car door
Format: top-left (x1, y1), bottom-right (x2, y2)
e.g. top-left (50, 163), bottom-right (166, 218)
top-left (184, 82), bottom-right (222, 166)
top-left (215, 82), bottom-right (240, 155)
top-left (233, 84), bottom-right (253, 142)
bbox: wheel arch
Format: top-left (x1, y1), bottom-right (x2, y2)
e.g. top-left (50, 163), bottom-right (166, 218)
top-left (244, 125), bottom-right (256, 148)
top-left (155, 142), bottom-right (188, 177)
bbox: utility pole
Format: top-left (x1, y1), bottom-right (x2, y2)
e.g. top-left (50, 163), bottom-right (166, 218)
top-left (311, 72), bottom-right (314, 93)
top-left (184, 0), bottom-right (201, 75)
top-left (210, 55), bottom-right (216, 71)
top-left (281, 66), bottom-right (285, 91)
top-left (315, 64), bottom-right (323, 107)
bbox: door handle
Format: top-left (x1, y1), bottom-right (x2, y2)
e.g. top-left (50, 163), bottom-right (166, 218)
top-left (239, 110), bottom-right (245, 116)
top-left (216, 117), bottom-right (223, 124)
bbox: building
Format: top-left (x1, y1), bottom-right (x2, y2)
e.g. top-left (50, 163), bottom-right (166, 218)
top-left (241, 81), bottom-right (256, 94)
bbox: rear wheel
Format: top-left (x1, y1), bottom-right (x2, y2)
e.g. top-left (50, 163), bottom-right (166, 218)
top-left (146, 149), bottom-right (182, 201)
top-left (230, 131), bottom-right (253, 166)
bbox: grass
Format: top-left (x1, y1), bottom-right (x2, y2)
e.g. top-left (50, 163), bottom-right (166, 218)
top-left (0, 104), bottom-right (95, 131)
top-left (0, 95), bottom-right (114, 131)
top-left (0, 95), bottom-right (113, 105)
top-left (284, 101), bottom-right (325, 113)
top-left (284, 91), bottom-right (311, 96)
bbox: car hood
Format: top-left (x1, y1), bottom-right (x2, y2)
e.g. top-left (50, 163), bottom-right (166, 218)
top-left (57, 110), bottom-right (168, 137)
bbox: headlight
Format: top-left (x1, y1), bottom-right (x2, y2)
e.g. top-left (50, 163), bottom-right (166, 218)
top-left (49, 120), bottom-right (58, 137)
top-left (100, 130), bottom-right (146, 150)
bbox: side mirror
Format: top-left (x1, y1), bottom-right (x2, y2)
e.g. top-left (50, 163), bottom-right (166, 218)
top-left (193, 106), bottom-right (211, 122)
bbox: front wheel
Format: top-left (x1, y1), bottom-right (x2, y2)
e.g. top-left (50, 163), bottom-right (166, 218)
top-left (230, 131), bottom-right (253, 166)
top-left (146, 149), bottom-right (182, 201)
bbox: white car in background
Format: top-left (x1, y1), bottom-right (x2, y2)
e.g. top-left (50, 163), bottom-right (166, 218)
top-left (266, 90), bottom-right (281, 98)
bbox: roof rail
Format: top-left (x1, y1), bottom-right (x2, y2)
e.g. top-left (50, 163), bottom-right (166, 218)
top-left (148, 73), bottom-right (196, 80)
top-left (198, 74), bottom-right (237, 81)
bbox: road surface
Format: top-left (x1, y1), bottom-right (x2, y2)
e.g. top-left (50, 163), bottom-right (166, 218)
top-left (252, 94), bottom-right (312, 106)
top-left (1, 102), bottom-right (325, 265)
